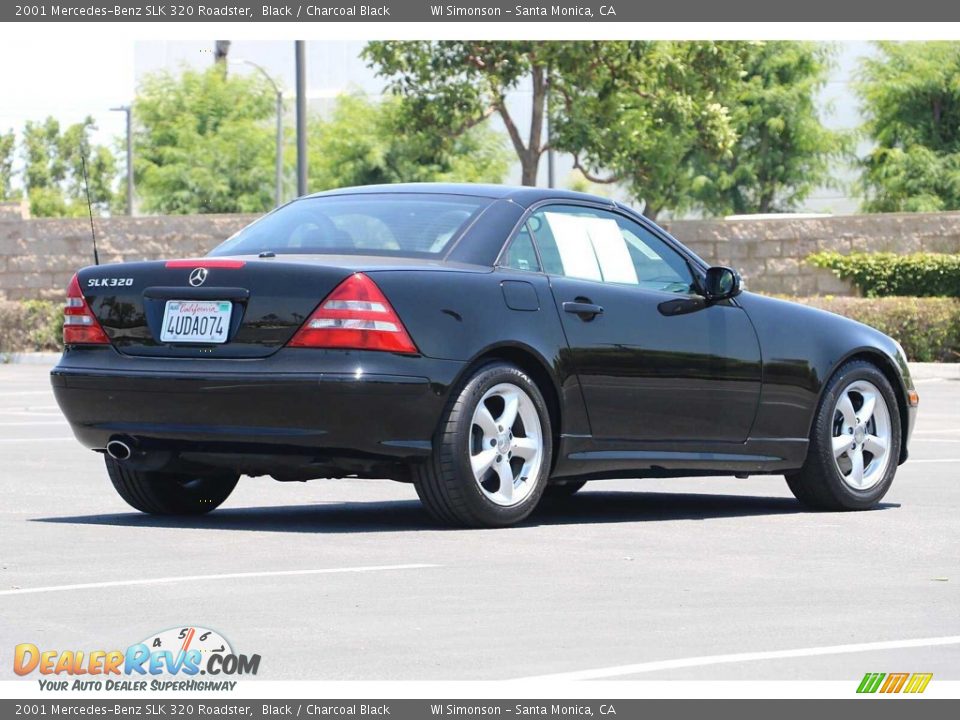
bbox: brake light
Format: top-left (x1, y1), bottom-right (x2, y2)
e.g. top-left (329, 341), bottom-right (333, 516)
top-left (63, 274), bottom-right (109, 345)
top-left (288, 273), bottom-right (418, 354)
top-left (165, 259), bottom-right (246, 269)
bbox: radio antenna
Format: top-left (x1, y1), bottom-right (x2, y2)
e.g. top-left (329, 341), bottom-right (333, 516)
top-left (80, 145), bottom-right (100, 266)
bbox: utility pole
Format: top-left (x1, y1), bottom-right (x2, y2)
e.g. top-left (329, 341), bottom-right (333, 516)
top-left (110, 105), bottom-right (133, 215)
top-left (214, 40), bottom-right (231, 65)
top-left (295, 40), bottom-right (307, 198)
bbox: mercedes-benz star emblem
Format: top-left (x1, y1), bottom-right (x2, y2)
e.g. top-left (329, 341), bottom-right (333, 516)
top-left (188, 267), bottom-right (208, 287)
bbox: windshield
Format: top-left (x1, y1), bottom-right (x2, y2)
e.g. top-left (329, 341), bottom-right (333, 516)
top-left (211, 193), bottom-right (490, 258)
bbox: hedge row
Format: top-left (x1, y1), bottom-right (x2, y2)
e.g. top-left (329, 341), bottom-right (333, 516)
top-left (0, 300), bottom-right (62, 355)
top-left (808, 251), bottom-right (960, 298)
top-left (792, 296), bottom-right (960, 362)
top-left (2, 296), bottom-right (958, 362)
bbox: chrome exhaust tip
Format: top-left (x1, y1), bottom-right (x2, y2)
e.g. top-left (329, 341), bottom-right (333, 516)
top-left (105, 439), bottom-right (132, 461)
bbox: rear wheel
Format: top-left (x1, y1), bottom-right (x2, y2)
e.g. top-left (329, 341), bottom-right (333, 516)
top-left (785, 360), bottom-right (901, 511)
top-left (414, 362), bottom-right (552, 527)
top-left (105, 457), bottom-right (238, 515)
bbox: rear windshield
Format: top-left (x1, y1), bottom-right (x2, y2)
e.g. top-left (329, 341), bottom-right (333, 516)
top-left (210, 193), bottom-right (490, 258)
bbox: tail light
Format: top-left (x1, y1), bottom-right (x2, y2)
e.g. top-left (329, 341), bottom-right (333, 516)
top-left (288, 273), bottom-right (418, 354)
top-left (63, 274), bottom-right (109, 345)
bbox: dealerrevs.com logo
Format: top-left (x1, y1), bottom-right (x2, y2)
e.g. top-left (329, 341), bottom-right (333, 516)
top-left (857, 672), bottom-right (933, 694)
top-left (14, 626), bottom-right (260, 692)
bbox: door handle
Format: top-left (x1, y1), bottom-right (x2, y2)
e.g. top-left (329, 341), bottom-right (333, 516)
top-left (563, 301), bottom-right (604, 321)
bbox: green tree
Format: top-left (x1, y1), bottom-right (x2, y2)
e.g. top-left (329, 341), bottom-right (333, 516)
top-left (308, 92), bottom-right (509, 190)
top-left (363, 41), bottom-right (554, 186)
top-left (0, 129), bottom-right (16, 201)
top-left (857, 42), bottom-right (960, 212)
top-left (22, 116), bottom-right (115, 217)
top-left (692, 42), bottom-right (847, 215)
top-left (134, 65), bottom-right (275, 214)
top-left (550, 41), bottom-right (747, 220)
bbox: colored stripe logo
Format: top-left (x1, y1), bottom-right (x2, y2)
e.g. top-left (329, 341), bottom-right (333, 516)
top-left (857, 672), bottom-right (933, 694)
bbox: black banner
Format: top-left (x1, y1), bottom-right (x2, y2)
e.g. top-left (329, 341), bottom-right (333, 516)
top-left (5, 0), bottom-right (960, 22)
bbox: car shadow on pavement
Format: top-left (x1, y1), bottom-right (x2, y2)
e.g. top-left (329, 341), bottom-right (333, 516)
top-left (32, 490), bottom-right (899, 534)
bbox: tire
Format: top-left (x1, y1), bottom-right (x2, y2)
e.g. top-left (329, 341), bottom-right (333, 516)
top-left (785, 359), bottom-right (901, 511)
top-left (544, 480), bottom-right (587, 498)
top-left (106, 457), bottom-right (238, 515)
top-left (414, 362), bottom-right (553, 528)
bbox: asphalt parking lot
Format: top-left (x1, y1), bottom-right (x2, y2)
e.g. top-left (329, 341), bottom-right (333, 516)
top-left (1, 362), bottom-right (958, 681)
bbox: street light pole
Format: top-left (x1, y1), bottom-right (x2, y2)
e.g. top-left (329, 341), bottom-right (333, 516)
top-left (274, 89), bottom-right (283, 206)
top-left (546, 111), bottom-right (555, 189)
top-left (230, 59), bottom-right (284, 207)
top-left (110, 105), bottom-right (133, 215)
top-left (545, 64), bottom-right (555, 189)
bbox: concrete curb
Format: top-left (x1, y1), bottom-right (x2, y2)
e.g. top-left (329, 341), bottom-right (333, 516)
top-left (910, 362), bottom-right (960, 381)
top-left (0, 352), bottom-right (61, 366)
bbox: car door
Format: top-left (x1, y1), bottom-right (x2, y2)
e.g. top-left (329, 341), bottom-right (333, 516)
top-left (529, 203), bottom-right (762, 443)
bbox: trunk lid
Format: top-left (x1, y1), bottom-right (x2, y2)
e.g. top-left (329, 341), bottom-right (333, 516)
top-left (76, 258), bottom-right (354, 358)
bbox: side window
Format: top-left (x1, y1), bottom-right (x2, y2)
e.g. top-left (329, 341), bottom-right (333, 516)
top-left (617, 217), bottom-right (697, 294)
top-left (528, 205), bottom-right (696, 294)
top-left (501, 222), bottom-right (541, 272)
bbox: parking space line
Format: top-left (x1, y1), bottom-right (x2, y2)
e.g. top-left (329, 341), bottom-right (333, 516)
top-left (516, 635), bottom-right (960, 681)
top-left (0, 563), bottom-right (440, 597)
top-left (0, 436), bottom-right (74, 443)
top-left (907, 458), bottom-right (960, 464)
top-left (0, 408), bottom-right (61, 414)
top-left (0, 403), bottom-right (55, 409)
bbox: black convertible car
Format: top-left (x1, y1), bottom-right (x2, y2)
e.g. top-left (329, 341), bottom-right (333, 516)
top-left (52, 184), bottom-right (918, 527)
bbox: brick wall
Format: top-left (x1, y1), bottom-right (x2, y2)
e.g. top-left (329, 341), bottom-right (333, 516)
top-left (0, 214), bottom-right (257, 301)
top-left (2, 210), bottom-right (960, 301)
top-left (661, 212), bottom-right (960, 295)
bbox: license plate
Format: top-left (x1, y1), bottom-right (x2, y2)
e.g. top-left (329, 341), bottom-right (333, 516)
top-left (161, 300), bottom-right (232, 344)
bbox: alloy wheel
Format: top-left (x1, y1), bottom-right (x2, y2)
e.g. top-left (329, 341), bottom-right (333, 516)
top-left (469, 382), bottom-right (544, 507)
top-left (831, 379), bottom-right (892, 491)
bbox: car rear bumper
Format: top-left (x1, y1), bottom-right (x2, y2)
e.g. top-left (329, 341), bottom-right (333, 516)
top-left (51, 346), bottom-right (465, 473)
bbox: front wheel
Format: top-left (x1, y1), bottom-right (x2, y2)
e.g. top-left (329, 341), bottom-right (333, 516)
top-left (105, 457), bottom-right (238, 515)
top-left (785, 360), bottom-right (901, 511)
top-left (414, 362), bottom-right (553, 527)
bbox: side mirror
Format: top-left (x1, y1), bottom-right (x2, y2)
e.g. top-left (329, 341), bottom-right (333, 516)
top-left (703, 266), bottom-right (742, 301)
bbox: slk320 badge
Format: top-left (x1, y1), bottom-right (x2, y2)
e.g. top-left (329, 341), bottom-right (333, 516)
top-left (87, 278), bottom-right (133, 288)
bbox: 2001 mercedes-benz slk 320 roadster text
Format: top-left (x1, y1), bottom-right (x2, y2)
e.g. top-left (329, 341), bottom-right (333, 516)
top-left (51, 184), bottom-right (919, 527)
